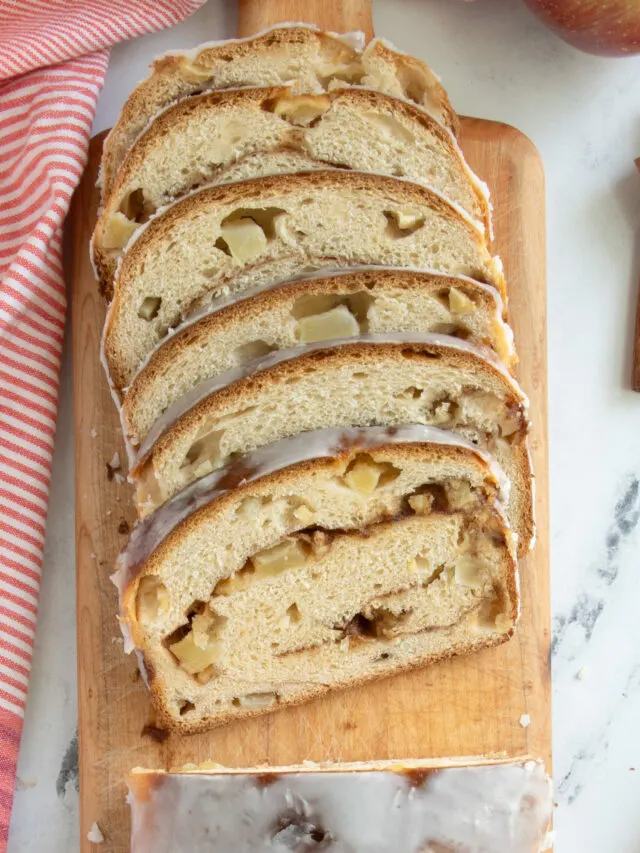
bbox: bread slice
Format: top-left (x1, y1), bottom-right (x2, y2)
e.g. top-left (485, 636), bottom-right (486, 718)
top-left (214, 147), bottom-right (327, 183)
top-left (102, 170), bottom-right (505, 384)
top-left (114, 424), bottom-right (518, 732)
top-left (93, 85), bottom-right (490, 279)
top-left (100, 25), bottom-right (457, 199)
top-left (119, 268), bottom-right (514, 442)
top-left (128, 758), bottom-right (553, 853)
top-left (128, 334), bottom-right (533, 555)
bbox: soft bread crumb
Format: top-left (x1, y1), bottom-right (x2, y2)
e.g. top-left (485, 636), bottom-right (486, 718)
top-left (104, 171), bottom-right (506, 385)
top-left (575, 666), bottom-right (589, 681)
top-left (87, 823), bottom-right (104, 843)
top-left (122, 429), bottom-right (518, 731)
top-left (100, 27), bottom-right (457, 203)
top-left (519, 714), bottom-right (531, 728)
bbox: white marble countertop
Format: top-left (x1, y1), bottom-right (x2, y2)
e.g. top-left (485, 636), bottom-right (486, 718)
top-left (7, 0), bottom-right (640, 850)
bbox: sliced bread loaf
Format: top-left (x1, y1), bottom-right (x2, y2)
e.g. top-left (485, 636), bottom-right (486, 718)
top-left (115, 424), bottom-right (517, 732)
top-left (102, 170), bottom-right (505, 385)
top-left (128, 759), bottom-right (553, 853)
top-left (120, 268), bottom-right (514, 442)
top-left (93, 85), bottom-right (490, 279)
top-left (128, 334), bottom-right (533, 555)
top-left (100, 25), bottom-right (457, 199)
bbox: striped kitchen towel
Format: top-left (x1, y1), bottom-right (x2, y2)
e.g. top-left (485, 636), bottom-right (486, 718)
top-left (0, 2), bottom-right (206, 848)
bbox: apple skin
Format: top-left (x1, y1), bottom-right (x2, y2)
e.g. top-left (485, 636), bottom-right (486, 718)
top-left (522, 0), bottom-right (640, 56)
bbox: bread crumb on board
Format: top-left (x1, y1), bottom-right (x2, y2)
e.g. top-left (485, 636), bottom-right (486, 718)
top-left (87, 822), bottom-right (104, 844)
top-left (519, 713), bottom-right (531, 728)
top-left (106, 452), bottom-right (122, 481)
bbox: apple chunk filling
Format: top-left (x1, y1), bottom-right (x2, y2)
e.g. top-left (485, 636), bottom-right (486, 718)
top-left (297, 304), bottom-right (360, 343)
top-left (292, 290), bottom-right (374, 343)
top-left (136, 575), bottom-right (170, 621)
top-left (179, 429), bottom-right (225, 481)
top-left (215, 537), bottom-right (311, 596)
top-left (341, 454), bottom-right (400, 493)
top-left (448, 286), bottom-right (477, 315)
top-left (165, 607), bottom-right (226, 683)
top-left (216, 207), bottom-right (287, 263)
top-left (217, 217), bottom-right (267, 263)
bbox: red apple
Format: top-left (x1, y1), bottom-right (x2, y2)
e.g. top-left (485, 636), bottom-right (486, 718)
top-left (522, 0), bottom-right (640, 56)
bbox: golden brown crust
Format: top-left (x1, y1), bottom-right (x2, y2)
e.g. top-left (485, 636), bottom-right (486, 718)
top-left (126, 338), bottom-right (533, 555)
top-left (134, 338), bottom-right (527, 472)
top-left (101, 27), bottom-right (457, 202)
top-left (101, 27), bottom-right (356, 198)
top-left (93, 84), bottom-right (487, 296)
top-left (124, 440), bottom-right (498, 591)
top-left (366, 39), bottom-right (460, 137)
top-left (185, 26), bottom-right (355, 70)
top-left (100, 168), bottom-right (495, 303)
top-left (112, 85), bottom-right (290, 188)
top-left (122, 269), bottom-right (509, 408)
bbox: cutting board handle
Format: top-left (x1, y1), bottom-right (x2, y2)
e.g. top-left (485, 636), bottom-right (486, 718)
top-left (237, 0), bottom-right (374, 40)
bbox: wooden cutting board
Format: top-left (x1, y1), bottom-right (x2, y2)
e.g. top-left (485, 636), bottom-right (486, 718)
top-left (69, 2), bottom-right (550, 850)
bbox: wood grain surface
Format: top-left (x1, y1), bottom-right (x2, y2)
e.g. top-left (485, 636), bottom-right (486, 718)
top-left (237, 0), bottom-right (374, 39)
top-left (69, 5), bottom-right (549, 848)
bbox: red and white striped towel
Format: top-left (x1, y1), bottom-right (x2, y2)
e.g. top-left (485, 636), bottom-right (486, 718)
top-left (0, 2), bottom-right (206, 848)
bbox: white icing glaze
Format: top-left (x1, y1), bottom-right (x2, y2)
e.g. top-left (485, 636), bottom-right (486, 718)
top-left (96, 79), bottom-right (492, 280)
top-left (134, 332), bottom-right (526, 464)
top-left (114, 424), bottom-right (510, 597)
top-left (120, 83), bottom-right (490, 237)
top-left (128, 759), bottom-right (552, 853)
top-left (103, 164), bottom-right (487, 284)
top-left (104, 268), bottom-right (515, 467)
top-left (88, 231), bottom-right (100, 282)
top-left (125, 266), bottom-right (512, 391)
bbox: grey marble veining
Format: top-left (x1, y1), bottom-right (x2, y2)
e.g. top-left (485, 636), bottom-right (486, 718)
top-left (7, 1), bottom-right (640, 851)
